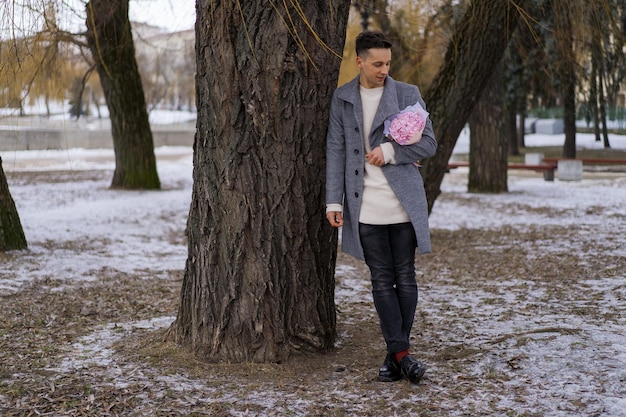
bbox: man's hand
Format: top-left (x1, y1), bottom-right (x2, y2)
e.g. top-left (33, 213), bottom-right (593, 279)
top-left (365, 146), bottom-right (385, 167)
top-left (326, 211), bottom-right (344, 228)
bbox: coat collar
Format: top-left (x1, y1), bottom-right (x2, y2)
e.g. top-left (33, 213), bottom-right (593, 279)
top-left (337, 75), bottom-right (403, 139)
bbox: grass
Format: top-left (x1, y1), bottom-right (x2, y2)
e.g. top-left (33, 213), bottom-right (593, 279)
top-left (515, 146), bottom-right (626, 161)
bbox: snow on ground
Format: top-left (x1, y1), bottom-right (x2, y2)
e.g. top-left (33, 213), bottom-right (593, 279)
top-left (1, 118), bottom-right (626, 415)
top-left (1, 128), bottom-right (624, 294)
top-left (0, 105), bottom-right (197, 128)
top-left (0, 146), bottom-right (192, 292)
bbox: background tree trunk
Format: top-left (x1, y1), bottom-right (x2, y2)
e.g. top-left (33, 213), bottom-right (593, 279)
top-left (552, 0), bottom-right (577, 159)
top-left (85, 0), bottom-right (160, 189)
top-left (590, 49), bottom-right (601, 142)
top-left (468, 66), bottom-right (508, 193)
top-left (597, 69), bottom-right (611, 148)
top-left (0, 158), bottom-right (27, 251)
top-left (422, 0), bottom-right (526, 213)
top-left (505, 107), bottom-right (519, 157)
top-left (170, 0), bottom-right (351, 362)
top-left (515, 112), bottom-right (524, 154)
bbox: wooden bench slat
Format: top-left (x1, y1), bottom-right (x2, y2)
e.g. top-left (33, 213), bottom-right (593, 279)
top-left (447, 162), bottom-right (556, 170)
top-left (446, 161), bottom-right (556, 180)
top-left (543, 157), bottom-right (626, 165)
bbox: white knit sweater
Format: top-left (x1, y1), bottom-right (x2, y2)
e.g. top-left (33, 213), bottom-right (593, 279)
top-left (358, 86), bottom-right (409, 225)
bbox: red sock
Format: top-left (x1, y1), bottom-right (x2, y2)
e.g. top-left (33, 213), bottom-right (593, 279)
top-left (395, 350), bottom-right (410, 362)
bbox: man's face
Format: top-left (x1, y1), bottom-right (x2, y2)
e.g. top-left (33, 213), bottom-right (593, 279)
top-left (357, 48), bottom-right (391, 89)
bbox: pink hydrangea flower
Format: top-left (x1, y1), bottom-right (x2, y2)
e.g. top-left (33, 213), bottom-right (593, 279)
top-left (383, 102), bottom-right (429, 145)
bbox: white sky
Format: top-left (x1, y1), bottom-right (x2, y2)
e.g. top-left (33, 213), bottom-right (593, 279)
top-left (1, 0), bottom-right (195, 37)
top-left (128, 0), bottom-right (195, 32)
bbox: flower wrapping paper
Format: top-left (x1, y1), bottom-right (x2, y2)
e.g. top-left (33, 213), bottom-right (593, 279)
top-left (383, 102), bottom-right (429, 145)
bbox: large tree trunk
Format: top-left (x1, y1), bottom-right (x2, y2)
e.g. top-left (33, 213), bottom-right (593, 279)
top-left (170, 0), bottom-right (351, 362)
top-left (0, 158), bottom-right (27, 251)
top-left (468, 66), bottom-right (508, 193)
top-left (422, 0), bottom-right (526, 213)
top-left (85, 0), bottom-right (160, 189)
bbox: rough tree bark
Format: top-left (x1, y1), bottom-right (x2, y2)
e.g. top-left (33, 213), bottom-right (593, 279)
top-left (468, 65), bottom-right (508, 193)
top-left (170, 0), bottom-right (351, 362)
top-left (85, 0), bottom-right (160, 189)
top-left (0, 158), bottom-right (27, 251)
top-left (422, 0), bottom-right (526, 213)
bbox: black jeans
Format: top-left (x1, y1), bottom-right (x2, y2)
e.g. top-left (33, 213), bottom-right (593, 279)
top-left (359, 222), bottom-right (418, 354)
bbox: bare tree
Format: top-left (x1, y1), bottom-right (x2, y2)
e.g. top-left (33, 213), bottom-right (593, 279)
top-left (552, 0), bottom-right (578, 158)
top-left (421, 0), bottom-right (528, 212)
top-left (2, 0), bottom-right (162, 188)
top-left (85, 0), bottom-right (160, 189)
top-left (584, 0), bottom-right (626, 149)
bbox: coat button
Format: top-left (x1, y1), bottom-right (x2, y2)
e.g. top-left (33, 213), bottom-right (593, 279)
top-left (354, 192), bottom-right (359, 198)
top-left (354, 127), bottom-right (359, 132)
top-left (355, 170), bottom-right (359, 175)
top-left (354, 149), bottom-right (359, 154)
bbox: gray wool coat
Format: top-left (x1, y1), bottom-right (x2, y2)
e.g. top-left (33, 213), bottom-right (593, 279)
top-left (325, 75), bottom-right (438, 261)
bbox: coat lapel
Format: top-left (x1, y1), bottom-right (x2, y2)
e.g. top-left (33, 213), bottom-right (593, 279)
top-left (337, 76), bottom-right (402, 147)
top-left (338, 77), bottom-right (364, 138)
top-left (371, 77), bottom-right (401, 141)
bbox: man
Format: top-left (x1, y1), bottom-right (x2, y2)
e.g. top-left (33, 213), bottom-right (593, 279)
top-left (325, 31), bottom-right (437, 384)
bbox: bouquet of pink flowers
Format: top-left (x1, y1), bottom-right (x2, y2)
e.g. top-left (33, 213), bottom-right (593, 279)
top-left (383, 102), bottom-right (429, 145)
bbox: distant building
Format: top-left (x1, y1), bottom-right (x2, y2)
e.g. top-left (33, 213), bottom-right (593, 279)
top-left (132, 22), bottom-right (196, 111)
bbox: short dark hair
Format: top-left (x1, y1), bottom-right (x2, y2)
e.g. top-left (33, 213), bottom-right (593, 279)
top-left (355, 31), bottom-right (392, 57)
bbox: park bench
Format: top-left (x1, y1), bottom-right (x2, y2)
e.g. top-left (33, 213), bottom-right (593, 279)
top-left (542, 157), bottom-right (626, 166)
top-left (447, 161), bottom-right (557, 181)
top-left (448, 156), bottom-right (626, 182)
top-left (543, 157), bottom-right (626, 177)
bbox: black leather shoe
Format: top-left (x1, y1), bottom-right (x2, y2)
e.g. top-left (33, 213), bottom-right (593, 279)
top-left (400, 355), bottom-right (427, 384)
top-left (377, 353), bottom-right (402, 382)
